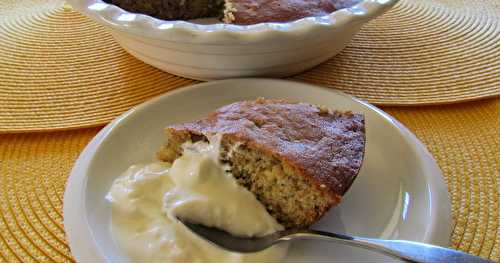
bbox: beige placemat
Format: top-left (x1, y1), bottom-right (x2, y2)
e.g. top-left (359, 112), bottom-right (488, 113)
top-left (0, 98), bottom-right (498, 262)
top-left (0, 0), bottom-right (499, 133)
top-left (296, 0), bottom-right (500, 105)
top-left (384, 99), bottom-right (499, 261)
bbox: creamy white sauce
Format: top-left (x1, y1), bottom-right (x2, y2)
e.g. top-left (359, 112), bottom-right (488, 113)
top-left (106, 137), bottom-right (287, 263)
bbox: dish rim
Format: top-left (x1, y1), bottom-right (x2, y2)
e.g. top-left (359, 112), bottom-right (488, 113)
top-left (66, 0), bottom-right (399, 42)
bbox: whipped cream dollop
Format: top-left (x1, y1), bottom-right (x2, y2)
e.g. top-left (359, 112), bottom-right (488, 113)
top-left (106, 137), bottom-right (287, 263)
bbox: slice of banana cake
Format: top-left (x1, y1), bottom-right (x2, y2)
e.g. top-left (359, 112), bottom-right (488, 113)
top-left (158, 98), bottom-right (365, 228)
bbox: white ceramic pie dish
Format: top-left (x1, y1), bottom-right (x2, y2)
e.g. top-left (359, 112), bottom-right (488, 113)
top-left (67, 0), bottom-right (398, 80)
top-left (64, 79), bottom-right (452, 263)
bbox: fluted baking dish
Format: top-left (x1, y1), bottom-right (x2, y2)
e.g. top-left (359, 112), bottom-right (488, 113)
top-left (68, 0), bottom-right (397, 80)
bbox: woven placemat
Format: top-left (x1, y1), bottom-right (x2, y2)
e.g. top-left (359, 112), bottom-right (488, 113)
top-left (296, 0), bottom-right (500, 105)
top-left (0, 99), bottom-right (498, 262)
top-left (384, 99), bottom-right (499, 261)
top-left (0, 0), bottom-right (196, 133)
top-left (1, 0), bottom-right (499, 133)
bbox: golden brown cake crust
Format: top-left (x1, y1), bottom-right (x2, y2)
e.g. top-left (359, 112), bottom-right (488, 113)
top-left (227, 0), bottom-right (336, 25)
top-left (166, 99), bottom-right (365, 197)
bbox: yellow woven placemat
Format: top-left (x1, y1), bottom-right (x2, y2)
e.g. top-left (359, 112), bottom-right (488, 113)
top-left (384, 99), bottom-right (499, 261)
top-left (0, 0), bottom-right (196, 133)
top-left (0, 99), bottom-right (498, 262)
top-left (1, 0), bottom-right (499, 133)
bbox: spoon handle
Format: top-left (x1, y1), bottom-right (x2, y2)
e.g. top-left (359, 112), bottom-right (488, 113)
top-left (291, 230), bottom-right (494, 263)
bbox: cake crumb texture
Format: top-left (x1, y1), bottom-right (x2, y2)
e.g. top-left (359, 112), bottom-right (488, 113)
top-left (158, 99), bottom-right (365, 228)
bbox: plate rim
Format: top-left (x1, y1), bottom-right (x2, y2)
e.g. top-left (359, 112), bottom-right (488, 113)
top-left (63, 78), bottom-right (452, 262)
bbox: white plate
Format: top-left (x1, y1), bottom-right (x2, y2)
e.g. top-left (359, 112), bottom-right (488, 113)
top-left (64, 79), bottom-right (452, 263)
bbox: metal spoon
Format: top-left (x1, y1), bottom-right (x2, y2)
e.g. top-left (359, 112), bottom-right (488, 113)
top-left (181, 220), bottom-right (493, 263)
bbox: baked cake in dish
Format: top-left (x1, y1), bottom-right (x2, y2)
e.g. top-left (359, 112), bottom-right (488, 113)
top-left (223, 0), bottom-right (336, 25)
top-left (103, 0), bottom-right (358, 25)
top-left (158, 99), bottom-right (365, 228)
top-left (104, 0), bottom-right (225, 22)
